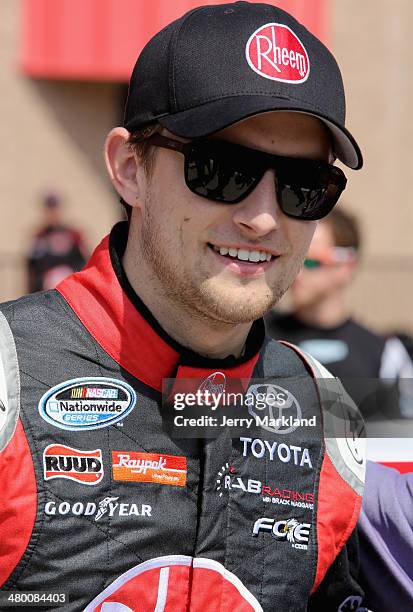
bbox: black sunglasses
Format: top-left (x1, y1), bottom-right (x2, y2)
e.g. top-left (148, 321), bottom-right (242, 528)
top-left (145, 134), bottom-right (347, 221)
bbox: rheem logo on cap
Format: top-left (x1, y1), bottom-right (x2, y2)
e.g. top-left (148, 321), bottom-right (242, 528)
top-left (246, 23), bottom-right (310, 83)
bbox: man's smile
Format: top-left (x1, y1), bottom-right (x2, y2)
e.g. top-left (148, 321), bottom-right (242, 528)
top-left (208, 242), bottom-right (277, 262)
top-left (207, 242), bottom-right (281, 276)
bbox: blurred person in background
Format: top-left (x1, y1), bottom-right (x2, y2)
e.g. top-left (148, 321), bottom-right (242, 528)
top-left (26, 192), bottom-right (87, 292)
top-left (358, 461), bottom-right (413, 609)
top-left (266, 208), bottom-right (413, 418)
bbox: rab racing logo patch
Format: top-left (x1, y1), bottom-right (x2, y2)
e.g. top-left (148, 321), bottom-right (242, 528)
top-left (43, 444), bottom-right (103, 485)
top-left (38, 377), bottom-right (136, 431)
top-left (112, 451), bottom-right (187, 487)
top-left (246, 23), bottom-right (310, 83)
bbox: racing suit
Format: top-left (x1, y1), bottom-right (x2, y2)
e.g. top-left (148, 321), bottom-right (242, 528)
top-left (0, 222), bottom-right (366, 611)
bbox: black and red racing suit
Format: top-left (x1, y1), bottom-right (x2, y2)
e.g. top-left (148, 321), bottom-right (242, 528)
top-left (0, 222), bottom-right (366, 611)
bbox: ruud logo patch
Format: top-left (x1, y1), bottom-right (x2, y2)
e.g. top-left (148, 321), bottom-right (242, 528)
top-left (246, 23), bottom-right (310, 83)
top-left (43, 444), bottom-right (104, 485)
top-left (38, 377), bottom-right (136, 431)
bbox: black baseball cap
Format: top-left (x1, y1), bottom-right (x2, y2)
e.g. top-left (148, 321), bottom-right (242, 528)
top-left (124, 1), bottom-right (362, 169)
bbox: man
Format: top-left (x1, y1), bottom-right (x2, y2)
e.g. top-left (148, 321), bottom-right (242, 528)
top-left (0, 3), bottom-right (367, 611)
top-left (26, 192), bottom-right (87, 293)
top-left (266, 208), bottom-right (413, 418)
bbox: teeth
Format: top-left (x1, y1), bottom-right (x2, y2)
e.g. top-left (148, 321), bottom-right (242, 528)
top-left (213, 245), bottom-right (273, 263)
top-left (249, 251), bottom-right (261, 263)
top-left (237, 249), bottom-right (250, 261)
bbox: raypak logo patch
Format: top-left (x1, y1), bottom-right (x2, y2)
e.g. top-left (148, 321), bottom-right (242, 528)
top-left (43, 444), bottom-right (103, 485)
top-left (246, 23), bottom-right (310, 83)
top-left (112, 451), bottom-right (187, 487)
top-left (38, 377), bottom-right (136, 431)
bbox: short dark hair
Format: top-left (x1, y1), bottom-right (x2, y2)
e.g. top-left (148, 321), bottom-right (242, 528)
top-left (324, 207), bottom-right (361, 251)
top-left (119, 123), bottom-right (161, 221)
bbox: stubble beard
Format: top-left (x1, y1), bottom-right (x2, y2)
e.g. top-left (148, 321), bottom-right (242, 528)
top-left (140, 194), bottom-right (301, 325)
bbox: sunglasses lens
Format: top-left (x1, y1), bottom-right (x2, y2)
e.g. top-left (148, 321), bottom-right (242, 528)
top-left (278, 184), bottom-right (338, 220)
top-left (185, 145), bottom-right (258, 203)
top-left (304, 258), bottom-right (322, 269)
top-left (277, 163), bottom-right (341, 220)
top-left (180, 139), bottom-right (345, 216)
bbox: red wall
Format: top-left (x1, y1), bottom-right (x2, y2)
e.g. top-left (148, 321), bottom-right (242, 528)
top-left (20, 0), bottom-right (330, 81)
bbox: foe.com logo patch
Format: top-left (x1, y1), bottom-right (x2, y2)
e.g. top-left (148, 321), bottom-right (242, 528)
top-left (252, 517), bottom-right (311, 551)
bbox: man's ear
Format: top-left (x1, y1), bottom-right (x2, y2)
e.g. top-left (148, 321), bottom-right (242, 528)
top-left (104, 127), bottom-right (143, 207)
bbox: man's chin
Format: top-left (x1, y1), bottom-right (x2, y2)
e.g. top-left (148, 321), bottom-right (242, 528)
top-left (198, 283), bottom-right (283, 324)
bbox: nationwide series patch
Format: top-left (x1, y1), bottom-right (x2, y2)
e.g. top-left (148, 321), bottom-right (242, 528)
top-left (112, 451), bottom-right (187, 487)
top-left (38, 377), bottom-right (136, 431)
top-left (43, 444), bottom-right (104, 485)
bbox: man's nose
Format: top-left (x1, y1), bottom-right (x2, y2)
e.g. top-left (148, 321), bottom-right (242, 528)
top-left (231, 170), bottom-right (281, 238)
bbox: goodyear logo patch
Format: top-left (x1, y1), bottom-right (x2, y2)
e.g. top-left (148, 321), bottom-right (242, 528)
top-left (38, 377), bottom-right (136, 431)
